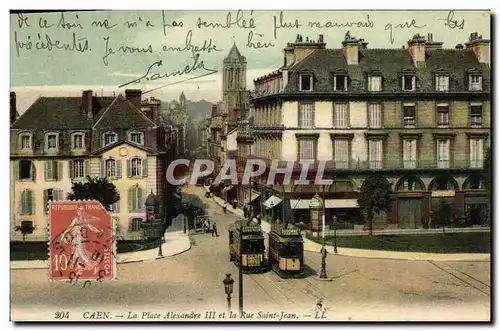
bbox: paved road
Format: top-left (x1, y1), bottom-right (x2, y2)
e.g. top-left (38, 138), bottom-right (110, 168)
top-left (10, 185), bottom-right (491, 321)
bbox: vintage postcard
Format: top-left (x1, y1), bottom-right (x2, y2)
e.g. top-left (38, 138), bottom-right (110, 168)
top-left (10, 9), bottom-right (491, 322)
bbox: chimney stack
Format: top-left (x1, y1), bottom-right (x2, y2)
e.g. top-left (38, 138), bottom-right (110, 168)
top-left (407, 33), bottom-right (426, 66)
top-left (465, 32), bottom-right (490, 64)
top-left (82, 90), bottom-right (93, 119)
top-left (424, 32), bottom-right (443, 51)
top-left (10, 92), bottom-right (17, 124)
top-left (125, 89), bottom-right (142, 110)
top-left (342, 31), bottom-right (361, 65)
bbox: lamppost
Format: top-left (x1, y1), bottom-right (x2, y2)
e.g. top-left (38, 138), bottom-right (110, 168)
top-left (222, 273), bottom-right (234, 312)
top-left (310, 194), bottom-right (328, 279)
top-left (333, 215), bottom-right (338, 254)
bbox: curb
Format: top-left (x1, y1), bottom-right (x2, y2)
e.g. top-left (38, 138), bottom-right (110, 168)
top-left (11, 236), bottom-right (193, 270)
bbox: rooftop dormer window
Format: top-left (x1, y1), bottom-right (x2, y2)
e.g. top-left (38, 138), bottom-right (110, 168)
top-left (469, 74), bottom-right (483, 91)
top-left (402, 74), bottom-right (416, 91)
top-left (299, 73), bottom-right (313, 91)
top-left (129, 131), bottom-right (144, 145)
top-left (333, 73), bottom-right (348, 91)
top-left (19, 133), bottom-right (32, 151)
top-left (435, 74), bottom-right (450, 92)
top-left (103, 132), bottom-right (117, 147)
top-left (368, 75), bottom-right (382, 92)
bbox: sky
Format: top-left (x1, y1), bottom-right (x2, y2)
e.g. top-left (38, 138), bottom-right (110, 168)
top-left (10, 10), bottom-right (490, 113)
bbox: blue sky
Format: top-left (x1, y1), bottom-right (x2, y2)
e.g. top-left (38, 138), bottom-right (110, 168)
top-left (10, 10), bottom-right (490, 112)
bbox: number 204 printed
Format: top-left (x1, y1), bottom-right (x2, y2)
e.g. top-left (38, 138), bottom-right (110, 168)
top-left (54, 311), bottom-right (70, 319)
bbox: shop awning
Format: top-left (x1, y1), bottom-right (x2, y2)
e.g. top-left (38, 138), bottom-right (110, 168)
top-left (325, 199), bottom-right (359, 209)
top-left (290, 199), bottom-right (311, 209)
top-left (221, 185), bottom-right (234, 194)
top-left (290, 199), bottom-right (359, 209)
top-left (245, 191), bottom-right (261, 204)
top-left (264, 195), bottom-right (283, 209)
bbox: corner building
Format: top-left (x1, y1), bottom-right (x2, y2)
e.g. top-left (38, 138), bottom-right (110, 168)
top-left (248, 32), bottom-right (490, 229)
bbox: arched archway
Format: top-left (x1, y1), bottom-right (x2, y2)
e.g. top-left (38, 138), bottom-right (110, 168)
top-left (462, 174), bottom-right (485, 190)
top-left (328, 178), bottom-right (356, 192)
top-left (293, 184), bottom-right (321, 193)
top-left (428, 174), bottom-right (459, 191)
top-left (395, 175), bottom-right (425, 192)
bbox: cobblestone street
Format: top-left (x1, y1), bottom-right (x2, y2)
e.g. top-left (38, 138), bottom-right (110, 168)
top-left (10, 185), bottom-right (490, 321)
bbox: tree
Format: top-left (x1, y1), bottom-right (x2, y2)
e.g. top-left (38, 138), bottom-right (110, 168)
top-left (67, 176), bottom-right (120, 211)
top-left (14, 221), bottom-right (35, 242)
top-left (358, 175), bottom-right (393, 235)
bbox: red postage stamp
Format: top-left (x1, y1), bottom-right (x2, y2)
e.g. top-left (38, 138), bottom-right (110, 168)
top-left (49, 200), bottom-right (116, 281)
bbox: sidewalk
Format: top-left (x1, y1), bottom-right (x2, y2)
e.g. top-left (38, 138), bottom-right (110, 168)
top-left (11, 218), bottom-right (191, 270)
top-left (210, 194), bottom-right (490, 262)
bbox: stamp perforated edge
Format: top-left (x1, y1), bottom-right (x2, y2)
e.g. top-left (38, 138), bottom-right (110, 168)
top-left (47, 199), bottom-right (117, 283)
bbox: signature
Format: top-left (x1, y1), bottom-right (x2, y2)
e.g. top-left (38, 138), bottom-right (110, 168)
top-left (118, 53), bottom-right (218, 89)
top-left (437, 10), bottom-right (465, 30)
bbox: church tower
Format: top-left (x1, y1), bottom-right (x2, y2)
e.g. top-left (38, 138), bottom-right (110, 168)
top-left (223, 43), bottom-right (247, 115)
top-left (179, 91), bottom-right (186, 108)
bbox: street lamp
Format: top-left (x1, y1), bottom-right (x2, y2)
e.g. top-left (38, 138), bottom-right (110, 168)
top-left (333, 215), bottom-right (338, 254)
top-left (222, 273), bottom-right (234, 312)
top-left (309, 194), bottom-right (323, 238)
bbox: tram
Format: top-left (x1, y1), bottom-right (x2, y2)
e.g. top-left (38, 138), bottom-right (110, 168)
top-left (268, 223), bottom-right (305, 278)
top-left (228, 220), bottom-right (267, 273)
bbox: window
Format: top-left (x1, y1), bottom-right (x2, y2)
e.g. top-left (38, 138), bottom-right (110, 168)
top-left (470, 138), bottom-right (484, 168)
top-left (334, 103), bottom-right (349, 128)
top-left (402, 75), bottom-right (416, 91)
top-left (368, 76), bottom-right (382, 92)
top-left (403, 139), bottom-right (417, 169)
top-left (403, 104), bottom-right (416, 127)
top-left (334, 74), bottom-right (347, 91)
top-left (298, 139), bottom-right (315, 161)
top-left (128, 187), bottom-right (144, 212)
top-left (72, 159), bottom-right (85, 178)
top-left (44, 160), bottom-right (60, 181)
top-left (43, 188), bottom-right (62, 213)
top-left (18, 160), bottom-right (35, 180)
top-left (469, 176), bottom-right (483, 190)
top-left (130, 218), bottom-right (143, 231)
top-left (437, 104), bottom-right (449, 127)
top-left (127, 158), bottom-right (145, 177)
top-left (368, 103), bottom-right (382, 128)
top-left (110, 202), bottom-right (120, 213)
top-left (298, 103), bottom-right (314, 128)
top-left (368, 140), bottom-right (383, 169)
top-left (72, 133), bottom-right (84, 149)
top-left (436, 139), bottom-right (450, 168)
top-left (469, 75), bottom-right (483, 91)
top-left (435, 75), bottom-right (450, 92)
top-left (20, 189), bottom-right (34, 215)
top-left (129, 132), bottom-right (144, 145)
top-left (334, 140), bottom-right (349, 169)
top-left (106, 159), bottom-right (116, 177)
top-left (299, 74), bottom-right (313, 91)
top-left (46, 134), bottom-right (57, 149)
top-left (470, 104), bottom-right (483, 127)
top-left (20, 135), bottom-right (31, 150)
top-left (103, 132), bottom-right (117, 146)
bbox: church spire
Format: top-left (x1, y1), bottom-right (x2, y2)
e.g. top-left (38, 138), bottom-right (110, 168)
top-left (224, 42), bottom-right (246, 62)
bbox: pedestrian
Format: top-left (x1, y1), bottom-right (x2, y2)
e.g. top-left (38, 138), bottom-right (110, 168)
top-left (223, 202), bottom-right (227, 214)
top-left (212, 222), bottom-right (218, 237)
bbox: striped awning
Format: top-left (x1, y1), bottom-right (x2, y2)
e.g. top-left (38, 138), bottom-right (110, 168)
top-left (264, 195), bottom-right (283, 209)
top-left (290, 199), bottom-right (311, 209)
top-left (245, 191), bottom-right (261, 204)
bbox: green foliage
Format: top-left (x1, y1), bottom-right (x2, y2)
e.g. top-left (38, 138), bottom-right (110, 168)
top-left (67, 176), bottom-right (120, 211)
top-left (14, 222), bottom-right (35, 242)
top-left (358, 175), bottom-right (393, 235)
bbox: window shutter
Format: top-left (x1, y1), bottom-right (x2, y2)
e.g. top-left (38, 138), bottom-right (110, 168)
top-left (30, 190), bottom-right (35, 215)
top-left (84, 159), bottom-right (90, 177)
top-left (44, 161), bottom-right (49, 181)
top-left (13, 161), bottom-right (19, 181)
top-left (43, 189), bottom-right (48, 214)
top-left (69, 160), bottom-right (74, 179)
top-left (143, 159), bottom-right (148, 177)
top-left (127, 159), bottom-right (132, 177)
top-left (401, 75), bottom-right (404, 90)
top-left (435, 75), bottom-right (438, 90)
top-left (53, 161), bottom-right (58, 181)
top-left (344, 76), bottom-right (348, 91)
top-left (57, 161), bottom-right (62, 181)
top-left (31, 162), bottom-right (36, 182)
top-left (115, 201), bottom-right (120, 213)
top-left (128, 218), bottom-right (133, 231)
top-left (116, 160), bottom-right (122, 179)
top-left (128, 188), bottom-right (133, 212)
top-left (138, 188), bottom-right (143, 210)
top-left (100, 159), bottom-right (105, 178)
top-left (412, 76), bottom-right (416, 90)
top-left (20, 190), bottom-right (26, 214)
